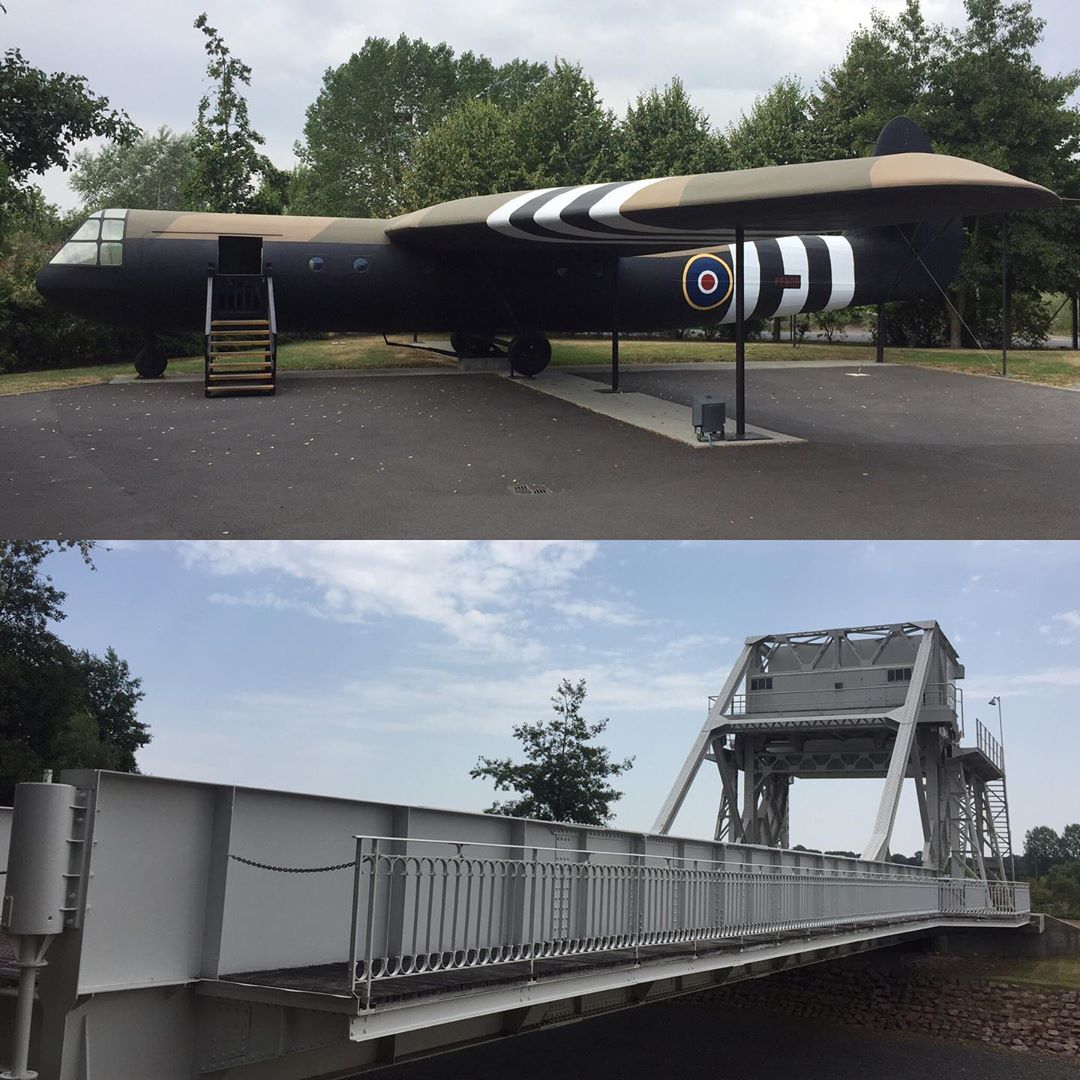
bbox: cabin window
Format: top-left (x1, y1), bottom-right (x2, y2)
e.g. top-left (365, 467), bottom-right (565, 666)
top-left (308, 256), bottom-right (325, 272)
top-left (51, 209), bottom-right (127, 266)
top-left (353, 257), bottom-right (369, 273)
top-left (750, 676), bottom-right (773, 691)
top-left (887, 667), bottom-right (913, 683)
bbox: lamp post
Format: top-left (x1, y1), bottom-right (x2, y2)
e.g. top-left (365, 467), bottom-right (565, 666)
top-left (988, 696), bottom-right (1004, 759)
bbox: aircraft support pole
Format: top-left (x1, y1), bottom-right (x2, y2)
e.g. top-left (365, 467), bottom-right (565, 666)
top-left (1072, 291), bottom-right (1078, 351)
top-left (611, 260), bottom-right (620, 392)
top-left (735, 226), bottom-right (746, 440)
top-left (1001, 215), bottom-right (1010, 378)
top-left (876, 304), bottom-right (885, 363)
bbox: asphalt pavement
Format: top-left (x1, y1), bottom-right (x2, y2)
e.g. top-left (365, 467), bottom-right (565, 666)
top-left (1, 364), bottom-right (1077, 538)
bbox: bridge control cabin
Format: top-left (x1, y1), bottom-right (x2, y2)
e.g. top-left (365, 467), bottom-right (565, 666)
top-left (654, 621), bottom-right (1011, 882)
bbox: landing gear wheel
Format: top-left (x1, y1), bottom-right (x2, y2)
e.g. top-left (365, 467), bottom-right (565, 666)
top-left (450, 331), bottom-right (497, 356)
top-left (134, 340), bottom-right (168, 379)
top-left (508, 332), bottom-right (551, 377)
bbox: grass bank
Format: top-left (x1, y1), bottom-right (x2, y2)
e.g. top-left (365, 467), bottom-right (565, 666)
top-left (3, 334), bottom-right (1078, 396)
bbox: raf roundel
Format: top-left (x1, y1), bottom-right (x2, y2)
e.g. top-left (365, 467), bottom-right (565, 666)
top-left (682, 253), bottom-right (734, 312)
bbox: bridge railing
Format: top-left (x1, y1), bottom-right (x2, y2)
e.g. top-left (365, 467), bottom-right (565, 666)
top-left (348, 837), bottom-right (1028, 1005)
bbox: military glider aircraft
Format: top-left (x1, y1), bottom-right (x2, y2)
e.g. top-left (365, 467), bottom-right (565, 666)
top-left (36, 118), bottom-right (1060, 397)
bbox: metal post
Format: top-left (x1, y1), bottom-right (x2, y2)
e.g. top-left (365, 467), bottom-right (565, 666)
top-left (1072, 291), bottom-right (1078, 351)
top-left (1001, 216), bottom-right (1010, 377)
top-left (362, 839), bottom-right (380, 1009)
top-left (876, 304), bottom-right (885, 363)
top-left (611, 259), bottom-right (620, 392)
top-left (735, 226), bottom-right (746, 440)
top-left (2, 937), bottom-right (49, 1080)
top-left (611, 327), bottom-right (620, 393)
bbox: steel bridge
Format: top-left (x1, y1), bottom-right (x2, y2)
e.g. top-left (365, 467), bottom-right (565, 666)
top-left (0, 622), bottom-right (1033, 1080)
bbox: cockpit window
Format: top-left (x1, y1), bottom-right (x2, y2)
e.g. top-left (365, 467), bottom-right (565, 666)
top-left (51, 209), bottom-right (128, 266)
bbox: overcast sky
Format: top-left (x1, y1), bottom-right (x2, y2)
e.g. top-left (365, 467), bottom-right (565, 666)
top-left (37, 539), bottom-right (1080, 857)
top-left (5, 0), bottom-right (1078, 210)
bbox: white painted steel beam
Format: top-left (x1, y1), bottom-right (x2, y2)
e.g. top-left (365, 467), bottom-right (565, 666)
top-left (653, 642), bottom-right (755, 834)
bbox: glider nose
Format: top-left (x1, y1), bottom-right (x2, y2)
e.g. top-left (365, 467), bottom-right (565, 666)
top-left (35, 263), bottom-right (63, 303)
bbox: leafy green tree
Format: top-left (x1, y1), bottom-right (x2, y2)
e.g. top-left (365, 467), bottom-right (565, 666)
top-left (1061, 823), bottom-right (1080, 862)
top-left (471, 678), bottom-right (633, 825)
top-left (0, 542), bottom-right (149, 802)
top-left (507, 62), bottom-right (617, 188)
top-left (811, 0), bottom-right (1080, 347)
top-left (70, 126), bottom-right (196, 211)
top-left (728, 77), bottom-right (817, 168)
top-left (0, 46), bottom-right (136, 217)
top-left (613, 78), bottom-right (726, 180)
top-left (1024, 824), bottom-right (1065, 876)
top-left (403, 98), bottom-right (516, 210)
top-left (296, 35), bottom-right (547, 217)
top-left (183, 13), bottom-right (277, 213)
top-left (810, 0), bottom-right (942, 160)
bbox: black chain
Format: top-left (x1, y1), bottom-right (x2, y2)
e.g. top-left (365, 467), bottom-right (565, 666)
top-left (228, 854), bottom-right (356, 874)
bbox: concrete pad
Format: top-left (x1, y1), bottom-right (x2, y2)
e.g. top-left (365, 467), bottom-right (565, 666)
top-left (511, 369), bottom-right (804, 448)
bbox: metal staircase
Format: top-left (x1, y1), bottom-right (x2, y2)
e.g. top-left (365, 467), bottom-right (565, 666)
top-left (204, 269), bottom-right (277, 396)
top-left (985, 775), bottom-right (1014, 876)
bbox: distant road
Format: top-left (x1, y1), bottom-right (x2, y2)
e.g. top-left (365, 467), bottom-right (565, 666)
top-left (803, 328), bottom-right (1076, 348)
top-left (382, 1000), bottom-right (1075, 1079)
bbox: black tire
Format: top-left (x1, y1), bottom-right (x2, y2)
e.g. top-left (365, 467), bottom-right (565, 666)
top-left (450, 331), bottom-right (496, 356)
top-left (508, 332), bottom-right (551, 377)
top-left (134, 343), bottom-right (168, 379)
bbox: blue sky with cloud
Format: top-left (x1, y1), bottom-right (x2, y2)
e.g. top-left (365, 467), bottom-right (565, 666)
top-left (41, 540), bottom-right (1080, 856)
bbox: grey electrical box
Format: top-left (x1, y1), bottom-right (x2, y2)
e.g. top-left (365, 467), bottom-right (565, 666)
top-left (692, 394), bottom-right (726, 440)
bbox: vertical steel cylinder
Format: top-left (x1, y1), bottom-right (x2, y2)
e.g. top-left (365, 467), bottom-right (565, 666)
top-left (1, 783), bottom-right (76, 936)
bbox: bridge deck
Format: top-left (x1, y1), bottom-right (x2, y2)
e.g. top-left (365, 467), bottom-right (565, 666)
top-left (219, 922), bottom-right (926, 1007)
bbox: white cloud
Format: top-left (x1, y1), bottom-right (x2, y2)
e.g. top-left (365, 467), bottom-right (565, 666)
top-left (1014, 667), bottom-right (1080, 688)
top-left (219, 659), bottom-right (722, 739)
top-left (179, 540), bottom-right (601, 657)
top-left (1054, 611), bottom-right (1080, 630)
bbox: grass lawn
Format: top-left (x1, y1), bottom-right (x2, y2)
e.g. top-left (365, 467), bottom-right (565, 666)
top-left (972, 955), bottom-right (1080, 990)
top-left (3, 333), bottom-right (1079, 396)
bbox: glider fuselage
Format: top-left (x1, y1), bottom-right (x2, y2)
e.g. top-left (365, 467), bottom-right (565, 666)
top-left (35, 208), bottom-right (955, 338)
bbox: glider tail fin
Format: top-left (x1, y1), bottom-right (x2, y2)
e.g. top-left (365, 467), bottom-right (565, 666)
top-left (846, 116), bottom-right (964, 301)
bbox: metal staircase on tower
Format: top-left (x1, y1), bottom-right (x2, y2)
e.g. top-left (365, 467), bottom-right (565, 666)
top-left (204, 268), bottom-right (277, 396)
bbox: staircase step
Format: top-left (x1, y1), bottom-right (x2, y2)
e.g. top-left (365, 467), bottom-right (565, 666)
top-left (207, 372), bottom-right (275, 381)
top-left (209, 329), bottom-right (274, 337)
top-left (209, 350), bottom-right (271, 358)
top-left (211, 319), bottom-right (269, 326)
top-left (206, 384), bottom-right (276, 395)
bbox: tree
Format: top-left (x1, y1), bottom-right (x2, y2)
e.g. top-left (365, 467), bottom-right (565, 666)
top-left (403, 98), bottom-right (517, 210)
top-left (295, 36), bottom-right (547, 217)
top-left (0, 46), bottom-right (137, 216)
top-left (811, 0), bottom-right (1080, 347)
top-left (810, 0), bottom-right (942, 160)
top-left (506, 61), bottom-right (617, 188)
top-left (183, 13), bottom-right (277, 214)
top-left (70, 126), bottom-right (196, 211)
top-left (1061, 823), bottom-right (1080, 862)
top-left (1024, 824), bottom-right (1064, 876)
top-left (613, 78), bottom-right (726, 180)
top-left (470, 678), bottom-right (633, 825)
top-left (727, 77), bottom-right (817, 168)
top-left (0, 541), bottom-right (149, 802)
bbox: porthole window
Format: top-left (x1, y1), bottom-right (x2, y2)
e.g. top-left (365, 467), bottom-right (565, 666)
top-left (308, 256), bottom-right (325, 272)
top-left (353, 257), bottom-right (369, 273)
